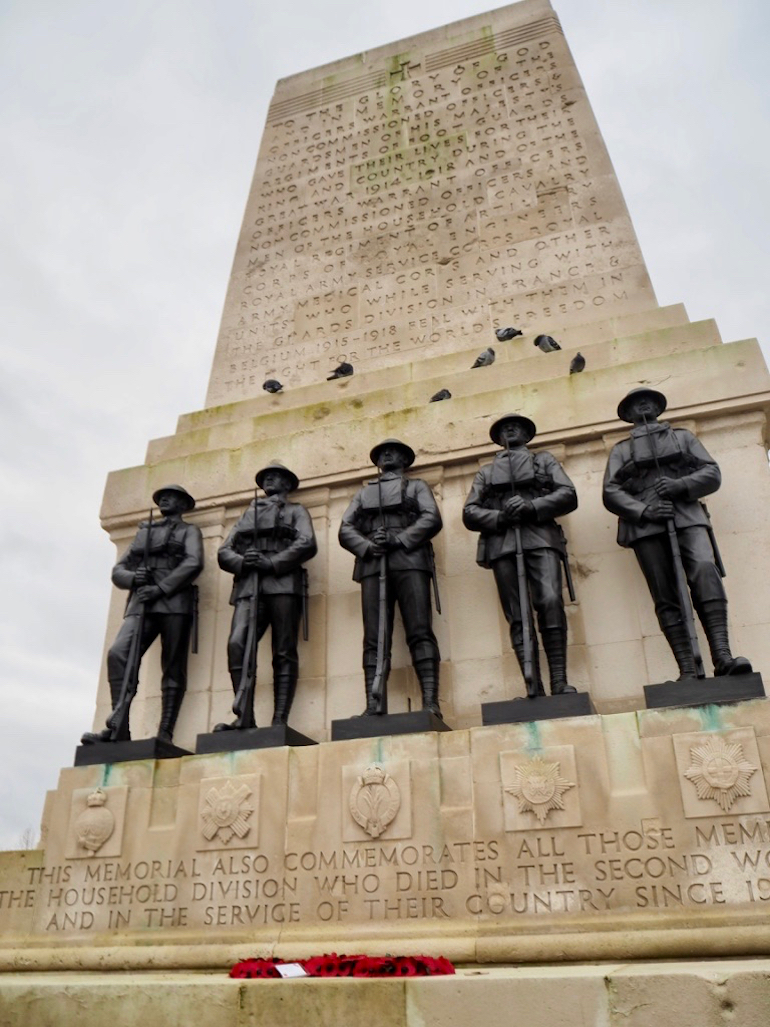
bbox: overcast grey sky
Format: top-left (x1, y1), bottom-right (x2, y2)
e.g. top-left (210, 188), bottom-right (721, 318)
top-left (1, 0), bottom-right (768, 849)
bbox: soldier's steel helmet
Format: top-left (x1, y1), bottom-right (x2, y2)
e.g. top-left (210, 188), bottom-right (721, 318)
top-left (152, 484), bottom-right (196, 511)
top-left (369, 438), bottom-right (416, 467)
top-left (617, 387), bottom-right (667, 423)
top-left (255, 461), bottom-right (300, 492)
top-left (489, 414), bottom-right (537, 445)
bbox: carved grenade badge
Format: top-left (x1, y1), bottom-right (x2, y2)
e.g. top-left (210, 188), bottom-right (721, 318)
top-left (74, 787), bottom-right (115, 853)
top-left (349, 765), bottom-right (400, 839)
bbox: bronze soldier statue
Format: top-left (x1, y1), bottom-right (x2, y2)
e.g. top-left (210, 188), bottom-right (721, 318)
top-left (603, 387), bottom-right (751, 680)
top-left (81, 485), bottom-right (203, 745)
top-left (463, 415), bottom-right (578, 697)
top-left (216, 461), bottom-right (317, 730)
top-left (339, 439), bottom-right (442, 717)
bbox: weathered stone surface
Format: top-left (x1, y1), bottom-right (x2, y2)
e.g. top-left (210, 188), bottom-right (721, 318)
top-left (206, 0), bottom-right (656, 405)
top-left (1, 962), bottom-right (770, 1027)
top-left (4, 701), bottom-right (770, 967)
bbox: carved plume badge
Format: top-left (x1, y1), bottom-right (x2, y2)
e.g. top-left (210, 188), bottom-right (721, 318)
top-left (505, 757), bottom-right (575, 824)
top-left (349, 765), bottom-right (400, 838)
top-left (200, 780), bottom-right (254, 845)
top-left (74, 787), bottom-right (115, 853)
top-left (684, 736), bottom-right (758, 812)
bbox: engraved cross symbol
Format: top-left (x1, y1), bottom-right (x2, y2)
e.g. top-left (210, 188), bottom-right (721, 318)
top-left (391, 59), bottom-right (421, 82)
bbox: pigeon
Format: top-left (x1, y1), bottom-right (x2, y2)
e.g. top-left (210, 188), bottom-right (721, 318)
top-left (327, 361), bottom-right (354, 380)
top-left (569, 352), bottom-right (585, 374)
top-left (430, 389), bottom-right (452, 402)
top-left (471, 347), bottom-right (495, 368)
top-left (262, 379), bottom-right (283, 394)
top-left (534, 334), bottom-right (561, 353)
top-left (495, 327), bottom-right (523, 341)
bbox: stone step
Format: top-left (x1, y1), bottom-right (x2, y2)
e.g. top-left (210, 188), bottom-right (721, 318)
top-left (181, 304), bottom-right (689, 434)
top-left (1, 960), bottom-right (768, 1027)
top-left (104, 337), bottom-right (769, 521)
top-left (145, 318), bottom-right (722, 464)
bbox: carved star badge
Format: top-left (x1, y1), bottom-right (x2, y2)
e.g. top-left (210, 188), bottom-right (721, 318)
top-left (200, 780), bottom-right (254, 844)
top-left (684, 736), bottom-right (758, 812)
top-left (505, 757), bottom-right (575, 824)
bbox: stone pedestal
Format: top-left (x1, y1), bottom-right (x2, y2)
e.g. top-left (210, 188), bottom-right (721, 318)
top-left (195, 725), bottom-right (317, 753)
top-left (644, 674), bottom-right (765, 710)
top-left (482, 693), bottom-right (595, 724)
top-left (73, 737), bottom-right (190, 768)
top-left (331, 710), bottom-right (450, 741)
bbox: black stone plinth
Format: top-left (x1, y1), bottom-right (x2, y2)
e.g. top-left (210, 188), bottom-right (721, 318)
top-left (74, 737), bottom-right (191, 767)
top-left (331, 709), bottom-right (450, 741)
top-left (644, 673), bottom-right (765, 710)
top-left (482, 692), bottom-right (596, 726)
top-left (195, 724), bottom-right (317, 754)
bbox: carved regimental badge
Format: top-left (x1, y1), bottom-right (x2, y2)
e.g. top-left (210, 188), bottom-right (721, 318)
top-left (73, 787), bottom-right (115, 853)
top-left (684, 736), bottom-right (758, 813)
top-left (505, 757), bottom-right (575, 824)
top-left (200, 780), bottom-right (254, 845)
top-left (349, 765), bottom-right (400, 839)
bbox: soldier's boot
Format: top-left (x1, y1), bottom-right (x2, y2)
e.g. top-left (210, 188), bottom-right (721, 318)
top-left (359, 664), bottom-right (386, 716)
top-left (660, 620), bottom-right (699, 680)
top-left (415, 659), bottom-right (443, 719)
top-left (81, 678), bottom-right (128, 745)
top-left (214, 669), bottom-right (256, 731)
top-left (541, 628), bottom-right (576, 695)
top-left (512, 640), bottom-right (545, 697)
top-left (698, 600), bottom-right (753, 677)
top-left (157, 686), bottom-right (185, 743)
top-left (272, 673), bottom-right (297, 726)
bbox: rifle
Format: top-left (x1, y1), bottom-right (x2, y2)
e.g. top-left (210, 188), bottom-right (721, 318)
top-left (504, 440), bottom-right (538, 698)
top-left (108, 507), bottom-right (153, 740)
top-left (232, 488), bottom-right (260, 727)
top-left (641, 413), bottom-right (706, 679)
top-left (369, 468), bottom-right (390, 714)
top-left (301, 568), bottom-right (309, 642)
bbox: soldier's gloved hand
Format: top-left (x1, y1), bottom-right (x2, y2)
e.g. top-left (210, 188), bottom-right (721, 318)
top-left (251, 553), bottom-right (273, 573)
top-left (242, 547), bottom-right (261, 567)
top-left (133, 567), bottom-right (152, 586)
top-left (654, 477), bottom-right (686, 500)
top-left (643, 498), bottom-right (674, 522)
top-left (136, 585), bottom-right (162, 603)
top-left (369, 528), bottom-right (389, 557)
top-left (503, 496), bottom-right (534, 523)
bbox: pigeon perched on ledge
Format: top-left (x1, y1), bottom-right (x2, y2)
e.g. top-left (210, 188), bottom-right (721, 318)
top-left (262, 379), bottom-right (283, 393)
top-left (327, 361), bottom-right (354, 380)
top-left (534, 335), bottom-right (561, 353)
top-left (495, 327), bottom-right (523, 341)
top-left (471, 347), bottom-right (495, 368)
top-left (569, 352), bottom-right (586, 374)
top-left (430, 389), bottom-right (452, 402)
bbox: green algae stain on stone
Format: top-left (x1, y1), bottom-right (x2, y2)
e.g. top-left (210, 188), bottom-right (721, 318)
top-left (696, 704), bottom-right (725, 733)
top-left (525, 721), bottom-right (542, 753)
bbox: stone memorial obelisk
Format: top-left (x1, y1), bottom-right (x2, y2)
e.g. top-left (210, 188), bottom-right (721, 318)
top-left (3, 1), bottom-right (770, 1022)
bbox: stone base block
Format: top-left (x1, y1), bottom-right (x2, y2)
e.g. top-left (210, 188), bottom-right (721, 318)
top-left (644, 673), bottom-right (765, 709)
top-left (481, 692), bottom-right (596, 725)
top-left (2, 961), bottom-right (770, 1027)
top-left (195, 725), bottom-right (317, 753)
top-left (73, 737), bottom-right (191, 767)
top-left (331, 709), bottom-right (450, 740)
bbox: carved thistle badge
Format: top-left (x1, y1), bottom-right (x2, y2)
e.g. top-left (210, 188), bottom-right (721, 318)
top-left (684, 736), bottom-right (758, 813)
top-left (349, 765), bottom-right (400, 838)
top-left (505, 757), bottom-right (575, 824)
top-left (200, 780), bottom-right (254, 845)
top-left (73, 787), bottom-right (115, 853)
